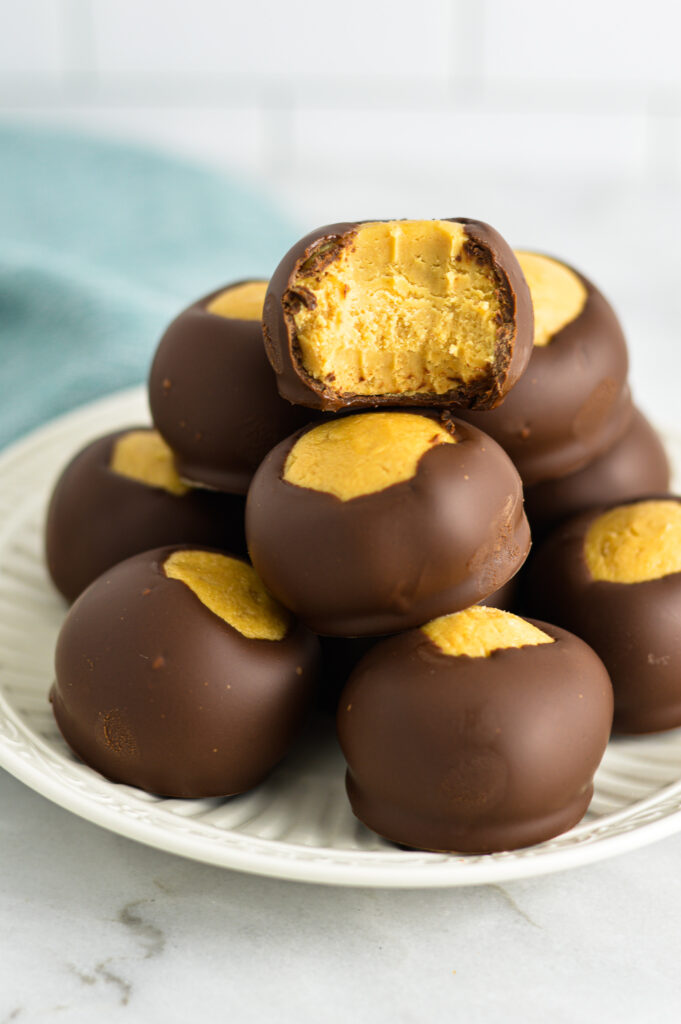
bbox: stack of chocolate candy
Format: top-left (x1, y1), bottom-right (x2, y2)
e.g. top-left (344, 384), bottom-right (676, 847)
top-left (47, 217), bottom-right (677, 855)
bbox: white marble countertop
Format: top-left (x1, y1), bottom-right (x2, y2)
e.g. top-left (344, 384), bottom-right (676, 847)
top-left (2, 768), bottom-right (681, 1023)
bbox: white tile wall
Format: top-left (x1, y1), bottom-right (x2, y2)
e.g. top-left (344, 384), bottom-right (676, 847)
top-left (1, 3), bottom-right (679, 180)
top-left (0, 105), bottom-right (264, 172)
top-left (290, 106), bottom-right (650, 178)
top-left (0, 0), bottom-right (64, 75)
top-left (1, 0), bottom-right (678, 176)
top-left (0, 0), bottom-right (680, 414)
top-left (90, 0), bottom-right (455, 80)
top-left (483, 0), bottom-right (681, 87)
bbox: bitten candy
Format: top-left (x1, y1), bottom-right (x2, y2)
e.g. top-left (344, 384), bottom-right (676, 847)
top-left (263, 219), bottom-right (533, 412)
top-left (51, 546), bottom-right (320, 797)
top-left (337, 607), bottom-right (613, 853)
top-left (526, 498), bottom-right (681, 734)
top-left (246, 411), bottom-right (530, 636)
top-left (149, 280), bottom-right (312, 493)
top-left (45, 428), bottom-right (246, 602)
top-left (457, 252), bottom-right (633, 485)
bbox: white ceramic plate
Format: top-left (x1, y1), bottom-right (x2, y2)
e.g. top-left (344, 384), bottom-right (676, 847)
top-left (2, 387), bottom-right (681, 887)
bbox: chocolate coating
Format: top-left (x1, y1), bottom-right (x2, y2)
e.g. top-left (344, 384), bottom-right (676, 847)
top-left (262, 220), bottom-right (533, 412)
top-left (337, 620), bottom-right (613, 853)
top-left (51, 545), bottom-right (320, 797)
top-left (45, 429), bottom-right (246, 603)
top-left (149, 283), bottom-right (313, 493)
top-left (316, 580), bottom-right (516, 713)
top-left (455, 261), bottom-right (633, 485)
top-left (525, 497), bottom-right (681, 734)
top-left (246, 414), bottom-right (530, 636)
top-left (524, 408), bottom-right (670, 539)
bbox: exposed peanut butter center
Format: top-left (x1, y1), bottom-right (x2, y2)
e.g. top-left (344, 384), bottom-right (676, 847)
top-left (515, 251), bottom-right (587, 347)
top-left (283, 412), bottom-right (455, 501)
top-left (423, 606), bottom-right (553, 659)
top-left (584, 500), bottom-right (681, 583)
top-left (290, 220), bottom-right (504, 397)
top-left (110, 430), bottom-right (189, 496)
top-left (206, 280), bottom-right (267, 320)
top-left (164, 550), bottom-right (290, 640)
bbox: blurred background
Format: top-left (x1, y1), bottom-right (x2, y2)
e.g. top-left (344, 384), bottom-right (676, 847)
top-left (1, 0), bottom-right (680, 437)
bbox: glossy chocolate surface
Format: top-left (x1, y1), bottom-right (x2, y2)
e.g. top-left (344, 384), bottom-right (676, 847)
top-left (525, 497), bottom-right (681, 734)
top-left (51, 545), bottom-right (320, 797)
top-left (456, 262), bottom-right (633, 485)
top-left (262, 220), bottom-right (533, 412)
top-left (524, 408), bottom-right (669, 539)
top-left (337, 621), bottom-right (613, 853)
top-left (149, 283), bottom-right (313, 493)
top-left (316, 581), bottom-right (517, 713)
top-left (45, 429), bottom-right (247, 603)
top-left (246, 414), bottom-right (530, 636)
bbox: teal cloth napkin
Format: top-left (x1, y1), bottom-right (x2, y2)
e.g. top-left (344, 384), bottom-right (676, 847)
top-left (0, 125), bottom-right (296, 449)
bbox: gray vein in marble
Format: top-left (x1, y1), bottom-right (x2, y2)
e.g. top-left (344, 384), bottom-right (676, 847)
top-left (68, 961), bottom-right (130, 1006)
top-left (94, 964), bottom-right (132, 1007)
top-left (117, 899), bottom-right (166, 959)
top-left (67, 965), bottom-right (96, 987)
top-left (152, 878), bottom-right (174, 895)
top-left (489, 885), bottom-right (540, 929)
top-left (62, 900), bottom-right (164, 1009)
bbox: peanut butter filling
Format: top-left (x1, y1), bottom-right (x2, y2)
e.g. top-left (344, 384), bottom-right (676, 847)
top-left (290, 220), bottom-right (504, 397)
top-left (515, 251), bottom-right (587, 347)
top-left (110, 430), bottom-right (189, 496)
top-left (206, 280), bottom-right (268, 321)
top-left (423, 606), bottom-right (553, 659)
top-left (283, 412), bottom-right (455, 501)
top-left (584, 500), bottom-right (681, 583)
top-left (164, 550), bottom-right (290, 640)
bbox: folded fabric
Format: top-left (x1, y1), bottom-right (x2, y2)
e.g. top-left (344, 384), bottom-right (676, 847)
top-left (0, 125), bottom-right (295, 448)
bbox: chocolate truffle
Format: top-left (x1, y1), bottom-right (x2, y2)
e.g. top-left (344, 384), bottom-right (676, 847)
top-left (524, 408), bottom-right (669, 538)
top-left (317, 581), bottom-right (516, 713)
top-left (263, 219), bottom-right (533, 412)
top-left (149, 280), bottom-right (312, 493)
top-left (456, 252), bottom-right (633, 485)
top-left (526, 498), bottom-right (681, 734)
top-left (45, 428), bottom-right (246, 603)
top-left (337, 606), bottom-right (613, 853)
top-left (51, 546), bottom-right (320, 797)
top-left (246, 411), bottom-right (530, 636)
